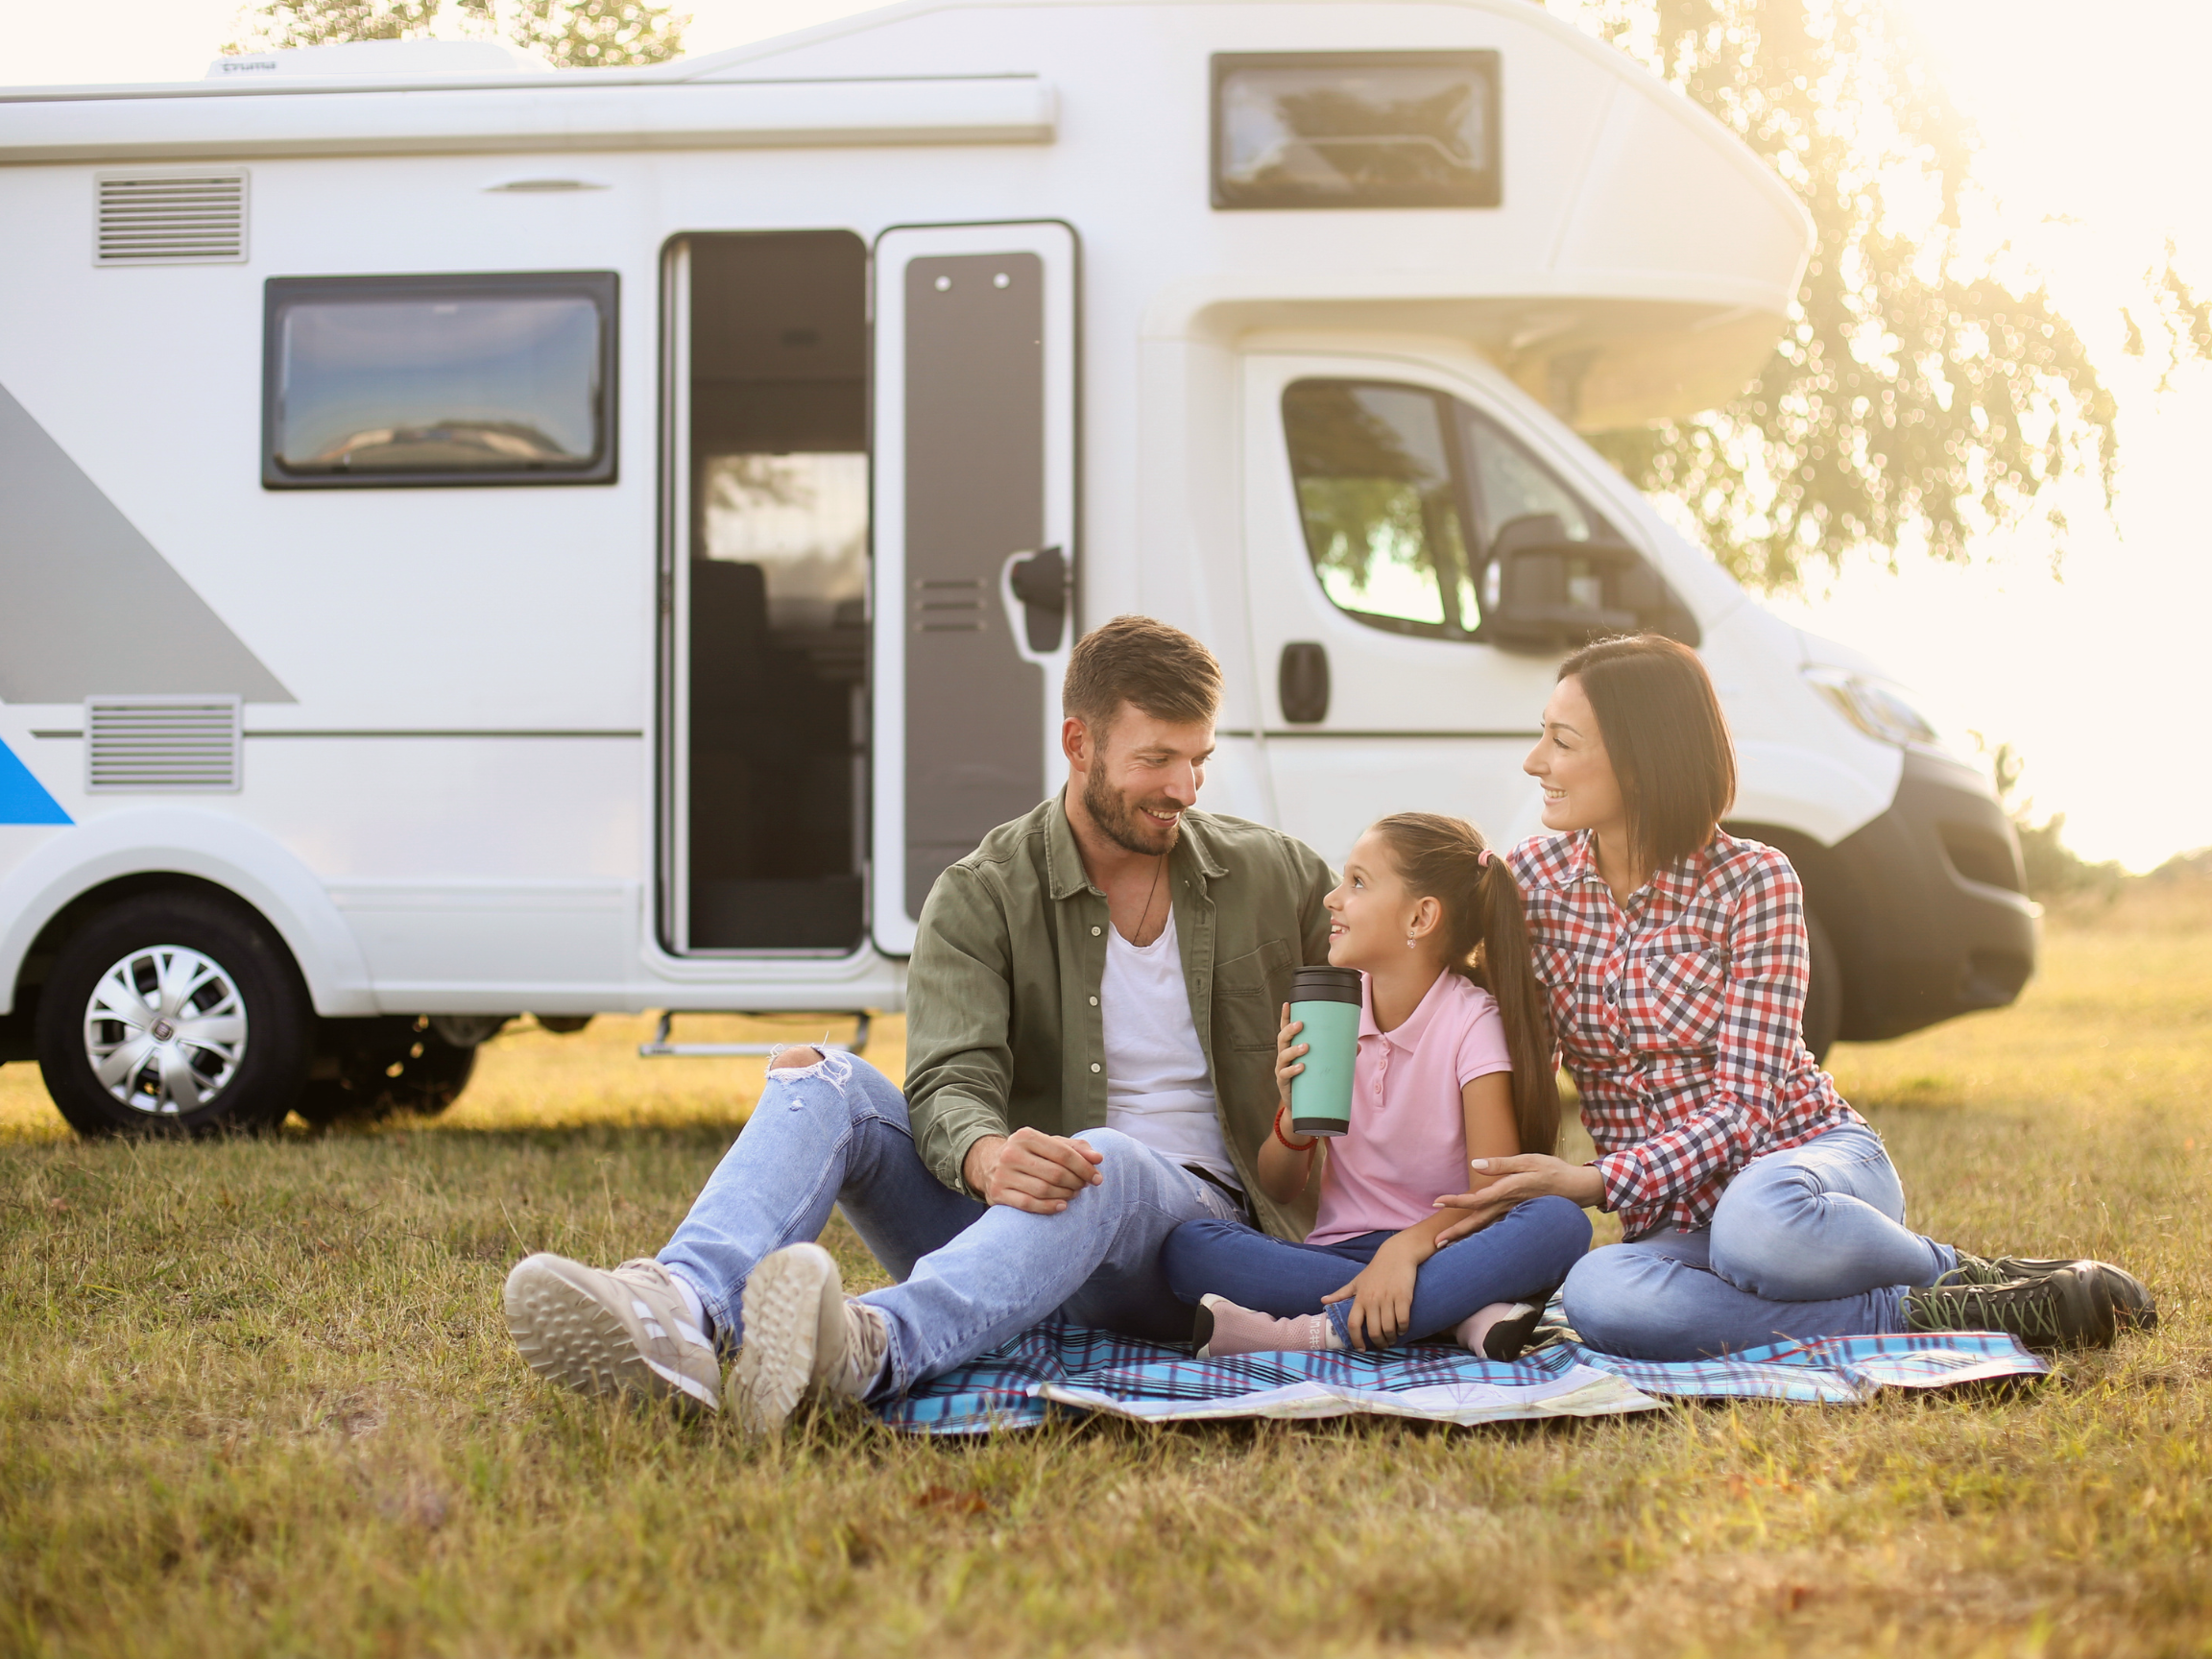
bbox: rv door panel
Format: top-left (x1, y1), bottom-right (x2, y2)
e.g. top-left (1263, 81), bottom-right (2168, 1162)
top-left (871, 224), bottom-right (1076, 955)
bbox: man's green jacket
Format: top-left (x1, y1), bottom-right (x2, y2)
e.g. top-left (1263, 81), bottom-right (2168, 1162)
top-left (903, 796), bottom-right (1335, 1242)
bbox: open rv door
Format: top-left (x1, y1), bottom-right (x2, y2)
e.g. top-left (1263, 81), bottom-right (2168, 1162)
top-left (870, 222), bottom-right (1077, 956)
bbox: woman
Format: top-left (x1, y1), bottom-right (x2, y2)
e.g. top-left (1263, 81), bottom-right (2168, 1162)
top-left (1431, 635), bottom-right (2152, 1360)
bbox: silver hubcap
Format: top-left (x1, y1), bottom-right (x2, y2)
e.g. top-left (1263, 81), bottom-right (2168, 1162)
top-left (82, 945), bottom-right (250, 1115)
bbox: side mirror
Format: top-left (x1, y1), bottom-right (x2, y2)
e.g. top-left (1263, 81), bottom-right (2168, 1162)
top-left (1482, 516), bottom-right (1698, 650)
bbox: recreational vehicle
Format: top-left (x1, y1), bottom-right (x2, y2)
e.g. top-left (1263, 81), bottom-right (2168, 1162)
top-left (0, 0), bottom-right (2036, 1135)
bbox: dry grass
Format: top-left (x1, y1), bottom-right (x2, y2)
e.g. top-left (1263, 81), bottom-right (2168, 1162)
top-left (3, 908), bottom-right (2209, 1658)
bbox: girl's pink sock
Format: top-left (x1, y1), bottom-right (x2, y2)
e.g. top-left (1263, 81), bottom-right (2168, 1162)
top-left (1193, 1294), bottom-right (1344, 1357)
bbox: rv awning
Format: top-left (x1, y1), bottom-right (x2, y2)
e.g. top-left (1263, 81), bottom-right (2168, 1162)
top-left (0, 76), bottom-right (1057, 163)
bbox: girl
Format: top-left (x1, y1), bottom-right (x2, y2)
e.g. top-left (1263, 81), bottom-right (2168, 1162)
top-left (1162, 812), bottom-right (1592, 1358)
top-left (1430, 633), bottom-right (2154, 1358)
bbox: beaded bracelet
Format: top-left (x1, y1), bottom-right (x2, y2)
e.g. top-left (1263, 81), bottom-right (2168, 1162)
top-left (1272, 1103), bottom-right (1318, 1153)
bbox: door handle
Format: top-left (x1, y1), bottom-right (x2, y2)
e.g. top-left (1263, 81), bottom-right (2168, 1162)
top-left (1279, 641), bottom-right (1330, 724)
top-left (1006, 544), bottom-right (1070, 653)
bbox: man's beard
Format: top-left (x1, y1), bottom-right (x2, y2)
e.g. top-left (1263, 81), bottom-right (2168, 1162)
top-left (1082, 763), bottom-right (1184, 857)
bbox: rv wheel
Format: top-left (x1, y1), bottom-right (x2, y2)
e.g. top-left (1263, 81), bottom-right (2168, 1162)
top-left (35, 892), bottom-right (311, 1138)
top-left (296, 1017), bottom-right (478, 1126)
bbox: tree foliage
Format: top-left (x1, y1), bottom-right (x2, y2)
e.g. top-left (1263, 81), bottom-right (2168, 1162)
top-left (1551, 0), bottom-right (2139, 590)
top-left (228, 0), bottom-right (686, 68)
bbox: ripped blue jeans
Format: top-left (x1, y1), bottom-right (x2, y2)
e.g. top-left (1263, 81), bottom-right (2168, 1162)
top-left (657, 1052), bottom-right (1241, 1401)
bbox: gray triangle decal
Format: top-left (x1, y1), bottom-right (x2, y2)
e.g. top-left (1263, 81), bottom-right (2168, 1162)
top-left (0, 379), bottom-right (294, 703)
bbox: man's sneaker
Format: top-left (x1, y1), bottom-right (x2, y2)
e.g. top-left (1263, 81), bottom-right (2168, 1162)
top-left (727, 1243), bottom-right (890, 1434)
top-left (1905, 1262), bottom-right (2116, 1351)
top-left (1943, 1251), bottom-right (2157, 1331)
top-left (503, 1254), bottom-right (722, 1412)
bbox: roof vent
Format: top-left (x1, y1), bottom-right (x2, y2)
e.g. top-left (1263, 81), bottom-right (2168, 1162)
top-left (84, 698), bottom-right (243, 793)
top-left (95, 170), bottom-right (249, 266)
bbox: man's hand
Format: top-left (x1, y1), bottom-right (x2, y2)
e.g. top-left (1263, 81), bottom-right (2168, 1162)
top-left (963, 1126), bottom-right (1105, 1214)
top-left (1431, 1154), bottom-right (1604, 1243)
top-left (1321, 1234), bottom-right (1426, 1351)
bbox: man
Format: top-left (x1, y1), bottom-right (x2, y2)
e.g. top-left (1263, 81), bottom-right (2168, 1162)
top-left (502, 615), bottom-right (1334, 1431)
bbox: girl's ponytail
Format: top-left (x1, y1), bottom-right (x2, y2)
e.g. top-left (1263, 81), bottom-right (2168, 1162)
top-left (1371, 813), bottom-right (1561, 1157)
top-left (1472, 851), bottom-right (1561, 1158)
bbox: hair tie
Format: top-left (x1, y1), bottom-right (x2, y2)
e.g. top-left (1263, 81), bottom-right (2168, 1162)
top-left (1476, 848), bottom-right (1493, 868)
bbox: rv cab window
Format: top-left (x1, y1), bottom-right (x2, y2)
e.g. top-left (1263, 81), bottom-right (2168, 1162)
top-left (1283, 380), bottom-right (1472, 637)
top-left (262, 271), bottom-right (616, 488)
top-left (1283, 377), bottom-right (1618, 641)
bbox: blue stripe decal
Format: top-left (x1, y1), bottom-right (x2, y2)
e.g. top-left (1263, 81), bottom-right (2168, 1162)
top-left (0, 736), bottom-right (71, 825)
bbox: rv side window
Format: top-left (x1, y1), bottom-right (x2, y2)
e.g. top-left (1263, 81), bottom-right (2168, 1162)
top-left (1282, 379), bottom-right (1477, 639)
top-left (1213, 52), bottom-right (1502, 210)
top-left (262, 272), bottom-right (616, 488)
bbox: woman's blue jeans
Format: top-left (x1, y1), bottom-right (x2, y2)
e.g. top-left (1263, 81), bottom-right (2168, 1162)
top-left (1163, 1197), bottom-right (1593, 1348)
top-left (1561, 1125), bottom-right (1959, 1360)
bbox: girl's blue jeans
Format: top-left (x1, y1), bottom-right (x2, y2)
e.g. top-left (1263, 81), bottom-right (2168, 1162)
top-left (1561, 1125), bottom-right (1960, 1359)
top-left (1162, 1196), bottom-right (1593, 1348)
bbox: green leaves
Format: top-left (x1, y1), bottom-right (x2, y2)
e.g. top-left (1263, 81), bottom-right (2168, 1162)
top-left (504, 0), bottom-right (687, 67)
top-left (1556, 0), bottom-right (2121, 590)
top-left (227, 0), bottom-right (688, 68)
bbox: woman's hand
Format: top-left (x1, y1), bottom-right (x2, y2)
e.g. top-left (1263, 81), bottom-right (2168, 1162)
top-left (1320, 1235), bottom-right (1428, 1351)
top-left (1431, 1154), bottom-right (1604, 1244)
top-left (1274, 1004), bottom-right (1308, 1111)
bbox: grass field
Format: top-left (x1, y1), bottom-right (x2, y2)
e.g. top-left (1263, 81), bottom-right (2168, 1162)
top-left (3, 881), bottom-right (2208, 1658)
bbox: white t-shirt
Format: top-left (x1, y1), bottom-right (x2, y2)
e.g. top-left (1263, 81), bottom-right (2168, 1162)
top-left (1100, 907), bottom-right (1241, 1188)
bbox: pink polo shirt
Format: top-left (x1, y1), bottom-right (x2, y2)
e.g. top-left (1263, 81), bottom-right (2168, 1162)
top-left (1305, 970), bottom-right (1515, 1247)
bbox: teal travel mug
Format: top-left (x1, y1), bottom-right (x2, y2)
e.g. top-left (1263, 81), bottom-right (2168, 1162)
top-left (1287, 965), bottom-right (1363, 1138)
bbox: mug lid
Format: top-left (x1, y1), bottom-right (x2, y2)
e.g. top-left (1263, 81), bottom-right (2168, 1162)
top-left (1289, 965), bottom-right (1363, 1004)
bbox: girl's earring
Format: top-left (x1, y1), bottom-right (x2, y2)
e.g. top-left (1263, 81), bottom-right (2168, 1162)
top-left (1407, 935), bottom-right (1417, 949)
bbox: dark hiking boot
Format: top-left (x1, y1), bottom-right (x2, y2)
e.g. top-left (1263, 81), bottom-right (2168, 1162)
top-left (1906, 1262), bottom-right (2116, 1351)
top-left (1943, 1252), bottom-right (2157, 1331)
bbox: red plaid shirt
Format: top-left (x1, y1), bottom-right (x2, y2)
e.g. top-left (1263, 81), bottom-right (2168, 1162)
top-left (1507, 829), bottom-right (1862, 1238)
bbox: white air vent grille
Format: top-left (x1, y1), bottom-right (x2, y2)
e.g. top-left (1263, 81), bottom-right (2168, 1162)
top-left (94, 171), bottom-right (249, 266)
top-left (85, 698), bottom-right (243, 793)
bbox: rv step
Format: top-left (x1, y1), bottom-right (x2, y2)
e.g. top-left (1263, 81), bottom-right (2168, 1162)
top-left (637, 1011), bottom-right (871, 1059)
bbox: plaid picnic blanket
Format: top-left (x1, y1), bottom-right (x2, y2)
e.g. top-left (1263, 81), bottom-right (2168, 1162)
top-left (876, 1318), bottom-right (2048, 1435)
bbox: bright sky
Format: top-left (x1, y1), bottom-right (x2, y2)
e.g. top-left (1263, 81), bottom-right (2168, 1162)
top-left (2, 0), bottom-right (2204, 868)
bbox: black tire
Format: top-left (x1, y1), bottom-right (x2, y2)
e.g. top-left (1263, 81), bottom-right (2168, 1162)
top-left (35, 891), bottom-right (311, 1138)
top-left (296, 1016), bottom-right (477, 1126)
top-left (1804, 907), bottom-right (1842, 1066)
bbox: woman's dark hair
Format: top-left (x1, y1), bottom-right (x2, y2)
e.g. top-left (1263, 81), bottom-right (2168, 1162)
top-left (1370, 812), bottom-right (1560, 1157)
top-left (1558, 633), bottom-right (1736, 876)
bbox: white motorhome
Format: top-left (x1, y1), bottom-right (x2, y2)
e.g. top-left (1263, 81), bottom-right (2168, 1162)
top-left (0, 0), bottom-right (2035, 1135)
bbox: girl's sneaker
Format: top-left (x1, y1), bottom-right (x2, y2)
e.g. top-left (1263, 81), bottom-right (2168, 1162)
top-left (1455, 1302), bottom-right (1543, 1360)
top-left (1191, 1294), bottom-right (1343, 1357)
